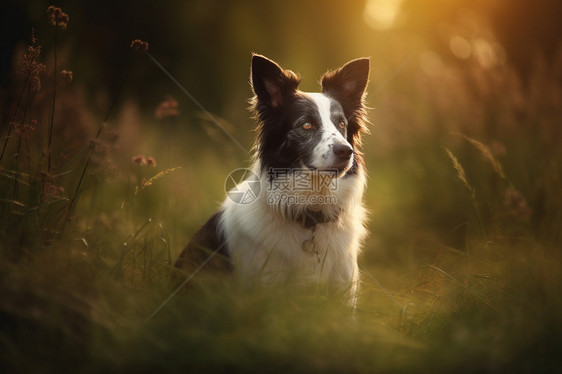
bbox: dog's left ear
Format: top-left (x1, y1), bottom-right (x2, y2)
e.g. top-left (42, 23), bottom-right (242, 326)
top-left (321, 57), bottom-right (370, 109)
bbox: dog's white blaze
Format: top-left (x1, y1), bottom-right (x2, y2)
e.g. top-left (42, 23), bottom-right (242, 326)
top-left (302, 92), bottom-right (353, 169)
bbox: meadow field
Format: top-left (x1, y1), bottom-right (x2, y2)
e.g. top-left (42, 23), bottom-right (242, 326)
top-left (1, 2), bottom-right (561, 372)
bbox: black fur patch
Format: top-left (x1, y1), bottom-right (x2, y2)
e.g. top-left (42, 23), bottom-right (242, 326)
top-left (330, 100), bottom-right (347, 138)
top-left (174, 210), bottom-right (231, 279)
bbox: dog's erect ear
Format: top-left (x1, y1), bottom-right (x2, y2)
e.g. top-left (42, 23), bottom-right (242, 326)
top-left (321, 57), bottom-right (370, 109)
top-left (251, 54), bottom-right (301, 108)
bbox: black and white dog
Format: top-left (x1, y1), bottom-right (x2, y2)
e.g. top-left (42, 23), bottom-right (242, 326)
top-left (176, 54), bottom-right (370, 305)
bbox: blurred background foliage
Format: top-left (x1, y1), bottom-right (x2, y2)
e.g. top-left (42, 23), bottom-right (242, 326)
top-left (2, 0), bottom-right (560, 244)
top-left (1, 0), bottom-right (561, 372)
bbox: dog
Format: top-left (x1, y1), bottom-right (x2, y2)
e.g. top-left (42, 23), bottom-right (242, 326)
top-left (175, 54), bottom-right (370, 305)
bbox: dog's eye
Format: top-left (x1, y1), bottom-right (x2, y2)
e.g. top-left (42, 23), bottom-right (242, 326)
top-left (338, 121), bottom-right (346, 129)
top-left (302, 122), bottom-right (312, 130)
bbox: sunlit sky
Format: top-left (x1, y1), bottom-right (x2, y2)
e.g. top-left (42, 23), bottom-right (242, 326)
top-left (363, 0), bottom-right (404, 30)
top-left (362, 0), bottom-right (506, 71)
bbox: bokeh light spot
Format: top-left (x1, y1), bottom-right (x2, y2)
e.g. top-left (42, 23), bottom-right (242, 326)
top-left (449, 35), bottom-right (472, 59)
top-left (364, 0), bottom-right (403, 30)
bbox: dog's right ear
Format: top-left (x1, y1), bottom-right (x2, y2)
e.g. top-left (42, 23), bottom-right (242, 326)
top-left (251, 54), bottom-right (301, 108)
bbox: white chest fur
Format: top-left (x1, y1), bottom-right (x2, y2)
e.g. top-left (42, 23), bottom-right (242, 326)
top-left (220, 166), bottom-right (367, 303)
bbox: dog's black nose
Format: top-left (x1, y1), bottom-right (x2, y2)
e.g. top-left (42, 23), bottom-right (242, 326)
top-left (333, 143), bottom-right (353, 161)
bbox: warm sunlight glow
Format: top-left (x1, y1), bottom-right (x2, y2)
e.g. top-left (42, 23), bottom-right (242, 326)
top-left (419, 50), bottom-right (445, 76)
top-left (363, 0), bottom-right (404, 30)
top-left (473, 38), bottom-right (506, 68)
top-left (449, 35), bottom-right (472, 59)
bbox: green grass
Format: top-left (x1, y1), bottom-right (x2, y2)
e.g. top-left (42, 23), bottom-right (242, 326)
top-left (1, 15), bottom-right (561, 373)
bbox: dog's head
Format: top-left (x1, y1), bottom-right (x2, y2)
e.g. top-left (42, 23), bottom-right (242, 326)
top-left (250, 54), bottom-right (370, 177)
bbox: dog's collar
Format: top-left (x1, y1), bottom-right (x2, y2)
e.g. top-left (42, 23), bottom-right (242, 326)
top-left (294, 209), bottom-right (341, 229)
top-left (296, 209), bottom-right (341, 263)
